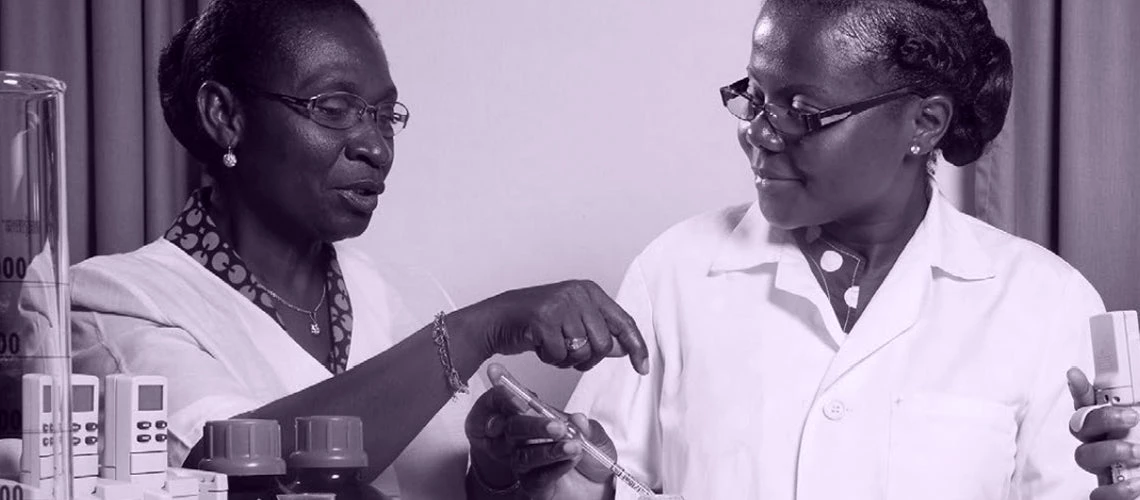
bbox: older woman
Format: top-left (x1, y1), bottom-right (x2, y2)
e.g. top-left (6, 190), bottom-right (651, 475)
top-left (68, 1), bottom-right (647, 498)
top-left (466, 0), bottom-right (1106, 499)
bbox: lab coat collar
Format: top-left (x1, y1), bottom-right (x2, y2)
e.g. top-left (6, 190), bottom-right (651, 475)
top-left (923, 184), bottom-right (997, 281)
top-left (707, 182), bottom-right (997, 281)
top-left (707, 202), bottom-right (788, 274)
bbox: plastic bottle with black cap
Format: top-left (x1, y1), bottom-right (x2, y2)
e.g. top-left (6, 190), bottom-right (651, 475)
top-left (197, 419), bottom-right (289, 500)
top-left (282, 415), bottom-right (391, 500)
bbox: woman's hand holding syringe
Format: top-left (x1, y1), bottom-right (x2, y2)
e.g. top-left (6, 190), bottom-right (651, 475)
top-left (465, 363), bottom-right (651, 499)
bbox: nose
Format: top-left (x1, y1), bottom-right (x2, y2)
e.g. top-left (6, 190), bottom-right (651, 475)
top-left (739, 113), bottom-right (785, 153)
top-left (345, 126), bottom-right (393, 172)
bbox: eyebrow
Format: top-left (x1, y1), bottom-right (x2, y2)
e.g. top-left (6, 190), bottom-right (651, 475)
top-left (745, 69), bottom-right (832, 102)
top-left (298, 71), bottom-right (398, 102)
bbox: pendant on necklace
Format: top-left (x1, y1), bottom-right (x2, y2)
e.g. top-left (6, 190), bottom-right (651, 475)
top-left (310, 321), bottom-right (321, 336)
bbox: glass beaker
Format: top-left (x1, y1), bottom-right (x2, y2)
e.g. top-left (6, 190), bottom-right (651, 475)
top-left (0, 72), bottom-right (72, 500)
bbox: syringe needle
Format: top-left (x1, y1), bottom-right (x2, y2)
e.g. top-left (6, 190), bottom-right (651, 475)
top-left (487, 363), bottom-right (656, 496)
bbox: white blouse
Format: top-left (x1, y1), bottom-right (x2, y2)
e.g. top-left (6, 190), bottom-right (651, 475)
top-left (69, 240), bottom-right (481, 499)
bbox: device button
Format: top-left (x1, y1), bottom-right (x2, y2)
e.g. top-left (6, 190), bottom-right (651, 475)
top-left (137, 435), bottom-right (152, 443)
top-left (155, 420), bottom-right (168, 430)
top-left (72, 423), bottom-right (81, 432)
top-left (86, 423), bottom-right (98, 432)
top-left (156, 434), bottom-right (167, 443)
top-left (42, 423), bottom-right (50, 433)
top-left (822, 400), bottom-right (847, 421)
top-left (137, 421), bottom-right (153, 430)
top-left (86, 436), bottom-right (98, 445)
top-left (42, 437), bottom-right (50, 446)
top-left (72, 436), bottom-right (81, 446)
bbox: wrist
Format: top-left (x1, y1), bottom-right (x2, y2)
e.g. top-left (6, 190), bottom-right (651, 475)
top-left (469, 450), bottom-right (519, 493)
top-left (447, 306), bottom-right (495, 362)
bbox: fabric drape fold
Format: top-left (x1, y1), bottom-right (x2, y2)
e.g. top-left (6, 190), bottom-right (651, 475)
top-left (0, 0), bottom-right (203, 262)
top-left (977, 0), bottom-right (1140, 311)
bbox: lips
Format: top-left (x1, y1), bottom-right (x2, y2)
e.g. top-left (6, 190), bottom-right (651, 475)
top-left (337, 179), bottom-right (384, 197)
top-left (753, 169), bottom-right (802, 182)
top-left (334, 179), bottom-right (384, 214)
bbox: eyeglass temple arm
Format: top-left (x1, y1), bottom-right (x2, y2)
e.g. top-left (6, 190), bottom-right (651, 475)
top-left (805, 87), bottom-right (916, 133)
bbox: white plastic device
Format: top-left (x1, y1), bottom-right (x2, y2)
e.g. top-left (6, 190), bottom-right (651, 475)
top-left (1090, 310), bottom-right (1140, 484)
top-left (70, 374), bottom-right (100, 495)
top-left (92, 477), bottom-right (145, 500)
top-left (168, 467), bottom-right (228, 500)
top-left (19, 374), bottom-right (53, 494)
top-left (102, 374), bottom-right (169, 490)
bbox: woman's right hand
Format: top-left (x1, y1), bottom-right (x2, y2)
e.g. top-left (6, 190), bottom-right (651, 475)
top-left (466, 384), bottom-right (615, 499)
top-left (1068, 368), bottom-right (1140, 499)
top-left (451, 280), bottom-right (649, 375)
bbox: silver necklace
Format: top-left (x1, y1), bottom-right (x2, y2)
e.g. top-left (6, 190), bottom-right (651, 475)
top-left (263, 285), bottom-right (327, 336)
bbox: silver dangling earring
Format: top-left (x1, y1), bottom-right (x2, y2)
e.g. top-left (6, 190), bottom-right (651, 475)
top-left (910, 144), bottom-right (921, 155)
top-left (222, 144), bottom-right (237, 168)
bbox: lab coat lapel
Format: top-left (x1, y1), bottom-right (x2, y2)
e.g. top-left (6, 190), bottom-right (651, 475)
top-left (773, 245), bottom-right (847, 350)
top-left (815, 225), bottom-right (932, 394)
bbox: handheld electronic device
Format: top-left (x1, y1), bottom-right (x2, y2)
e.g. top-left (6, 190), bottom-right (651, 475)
top-left (71, 374), bottom-right (100, 495)
top-left (19, 374), bottom-right (53, 494)
top-left (102, 374), bottom-right (169, 490)
top-left (1090, 310), bottom-right (1140, 484)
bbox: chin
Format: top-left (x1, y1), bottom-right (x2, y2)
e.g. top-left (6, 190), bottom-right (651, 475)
top-left (757, 195), bottom-right (806, 231)
top-left (322, 215), bottom-right (372, 243)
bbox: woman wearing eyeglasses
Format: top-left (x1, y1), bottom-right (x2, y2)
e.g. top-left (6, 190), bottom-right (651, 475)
top-left (66, 1), bottom-right (649, 498)
top-left (466, 1), bottom-right (1106, 499)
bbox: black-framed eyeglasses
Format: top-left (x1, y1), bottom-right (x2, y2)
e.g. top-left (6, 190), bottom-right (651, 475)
top-left (719, 77), bottom-right (915, 142)
top-left (238, 85), bottom-right (410, 136)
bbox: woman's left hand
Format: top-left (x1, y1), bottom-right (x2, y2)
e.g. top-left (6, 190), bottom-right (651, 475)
top-left (1068, 367), bottom-right (1140, 499)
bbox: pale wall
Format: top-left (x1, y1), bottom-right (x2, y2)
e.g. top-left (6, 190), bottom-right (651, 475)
top-left (348, 2), bottom-right (968, 407)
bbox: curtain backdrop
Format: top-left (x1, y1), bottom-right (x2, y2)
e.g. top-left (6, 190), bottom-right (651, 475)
top-left (977, 0), bottom-right (1140, 311)
top-left (3, 0), bottom-right (1140, 311)
top-left (0, 0), bottom-right (204, 262)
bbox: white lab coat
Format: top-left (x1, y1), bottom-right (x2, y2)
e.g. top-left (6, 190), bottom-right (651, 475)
top-left (69, 239), bottom-right (482, 499)
top-left (567, 188), bottom-right (1105, 500)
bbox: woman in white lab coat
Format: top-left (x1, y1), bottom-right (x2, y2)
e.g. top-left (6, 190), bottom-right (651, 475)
top-left (68, 1), bottom-right (648, 498)
top-left (465, 1), bottom-right (1107, 499)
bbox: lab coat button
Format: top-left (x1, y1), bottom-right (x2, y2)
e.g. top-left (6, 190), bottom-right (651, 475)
top-left (823, 400), bottom-right (847, 420)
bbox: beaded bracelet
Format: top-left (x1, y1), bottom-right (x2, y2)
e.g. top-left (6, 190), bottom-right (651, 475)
top-left (433, 312), bottom-right (469, 399)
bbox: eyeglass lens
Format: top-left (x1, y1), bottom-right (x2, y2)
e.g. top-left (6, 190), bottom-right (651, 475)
top-left (310, 93), bottom-right (407, 135)
top-left (724, 93), bottom-right (804, 137)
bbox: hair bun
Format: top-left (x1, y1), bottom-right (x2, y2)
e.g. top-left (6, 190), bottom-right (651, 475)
top-left (158, 18), bottom-right (207, 163)
top-left (938, 35), bottom-right (1012, 166)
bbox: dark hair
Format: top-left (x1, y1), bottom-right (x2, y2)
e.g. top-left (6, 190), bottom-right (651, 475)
top-left (812, 0), bottom-right (1012, 166)
top-left (158, 0), bottom-right (375, 169)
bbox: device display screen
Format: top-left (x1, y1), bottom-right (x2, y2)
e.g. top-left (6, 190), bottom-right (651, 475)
top-left (42, 385), bottom-right (50, 413)
top-left (73, 385), bottom-right (94, 412)
top-left (138, 385), bottom-right (163, 411)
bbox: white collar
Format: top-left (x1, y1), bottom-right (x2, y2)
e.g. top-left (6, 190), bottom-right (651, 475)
top-left (708, 181), bottom-right (996, 281)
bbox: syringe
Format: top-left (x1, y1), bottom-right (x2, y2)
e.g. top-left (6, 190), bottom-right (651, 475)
top-left (486, 363), bottom-right (655, 497)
